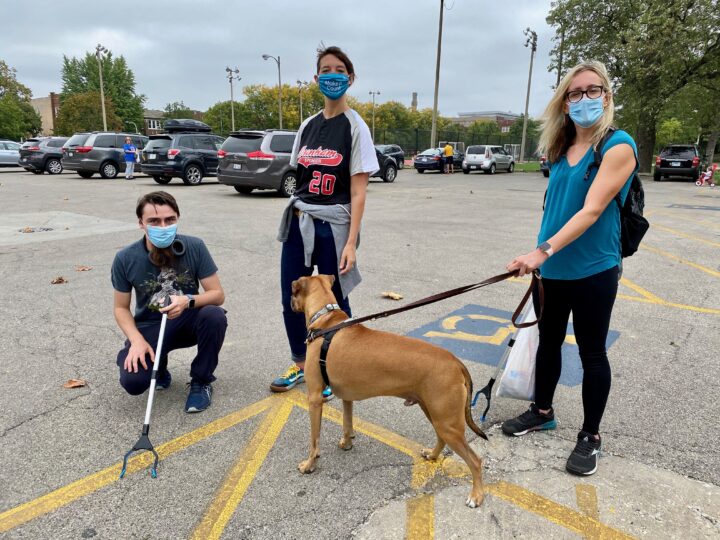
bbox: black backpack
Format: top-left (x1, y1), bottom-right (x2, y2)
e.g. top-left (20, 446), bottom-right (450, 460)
top-left (545, 127), bottom-right (649, 258)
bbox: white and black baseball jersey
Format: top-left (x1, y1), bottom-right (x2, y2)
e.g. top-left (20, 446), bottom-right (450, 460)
top-left (290, 109), bottom-right (379, 205)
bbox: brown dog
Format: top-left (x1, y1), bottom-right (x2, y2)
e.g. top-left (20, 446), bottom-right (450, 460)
top-left (291, 274), bottom-right (487, 508)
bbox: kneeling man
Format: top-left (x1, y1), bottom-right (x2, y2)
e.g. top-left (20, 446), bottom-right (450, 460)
top-left (112, 191), bottom-right (227, 412)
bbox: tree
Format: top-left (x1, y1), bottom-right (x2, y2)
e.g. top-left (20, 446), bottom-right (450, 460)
top-left (163, 101), bottom-right (195, 120)
top-left (55, 91), bottom-right (123, 135)
top-left (547, 0), bottom-right (720, 172)
top-left (0, 60), bottom-right (42, 139)
top-left (61, 51), bottom-right (145, 131)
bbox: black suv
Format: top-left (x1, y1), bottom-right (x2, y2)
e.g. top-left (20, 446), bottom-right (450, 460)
top-left (61, 132), bottom-right (148, 179)
top-left (654, 145), bottom-right (701, 181)
top-left (373, 148), bottom-right (399, 182)
top-left (19, 137), bottom-right (69, 174)
top-left (375, 144), bottom-right (405, 169)
top-left (140, 119), bottom-right (225, 185)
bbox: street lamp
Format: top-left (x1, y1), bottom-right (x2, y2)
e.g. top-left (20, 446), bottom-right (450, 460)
top-left (125, 120), bottom-right (139, 134)
top-left (262, 54), bottom-right (283, 129)
top-left (369, 90), bottom-right (381, 141)
top-left (297, 80), bottom-right (310, 123)
top-left (95, 44), bottom-right (109, 131)
top-left (519, 28), bottom-right (537, 163)
top-left (225, 67), bottom-right (241, 132)
top-left (430, 0), bottom-right (446, 148)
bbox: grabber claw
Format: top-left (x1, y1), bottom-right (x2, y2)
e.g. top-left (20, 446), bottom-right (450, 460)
top-left (473, 379), bottom-right (496, 422)
top-left (119, 428), bottom-right (160, 479)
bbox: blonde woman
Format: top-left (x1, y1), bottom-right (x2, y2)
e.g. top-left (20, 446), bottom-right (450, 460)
top-left (502, 61), bottom-right (637, 476)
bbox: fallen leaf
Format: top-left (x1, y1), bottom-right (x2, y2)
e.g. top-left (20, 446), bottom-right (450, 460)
top-left (63, 196), bottom-right (69, 201)
top-left (51, 276), bottom-right (67, 284)
top-left (63, 378), bottom-right (86, 389)
top-left (75, 265), bottom-right (94, 272)
top-left (381, 291), bottom-right (404, 301)
top-left (21, 226), bottom-right (34, 233)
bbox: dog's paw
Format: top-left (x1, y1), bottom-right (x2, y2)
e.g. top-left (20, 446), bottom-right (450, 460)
top-left (421, 448), bottom-right (439, 461)
top-left (465, 493), bottom-right (484, 508)
top-left (338, 437), bottom-right (353, 451)
top-left (298, 460), bottom-right (316, 474)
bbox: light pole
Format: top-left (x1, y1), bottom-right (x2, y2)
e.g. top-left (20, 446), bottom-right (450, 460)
top-left (430, 0), bottom-right (445, 149)
top-left (369, 90), bottom-right (381, 141)
top-left (125, 120), bottom-right (138, 134)
top-left (520, 28), bottom-right (537, 163)
top-left (95, 44), bottom-right (109, 131)
top-left (297, 80), bottom-right (310, 123)
top-left (225, 66), bottom-right (241, 131)
top-left (262, 54), bottom-right (283, 129)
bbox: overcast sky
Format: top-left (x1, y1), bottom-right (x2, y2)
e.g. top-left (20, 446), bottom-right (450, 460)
top-left (3, 0), bottom-right (558, 118)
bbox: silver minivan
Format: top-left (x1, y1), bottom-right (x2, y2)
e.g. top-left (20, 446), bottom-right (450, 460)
top-left (462, 145), bottom-right (515, 174)
top-left (217, 130), bottom-right (297, 196)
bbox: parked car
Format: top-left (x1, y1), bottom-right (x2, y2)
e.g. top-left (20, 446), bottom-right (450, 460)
top-left (140, 120), bottom-right (224, 185)
top-left (654, 145), bottom-right (701, 182)
top-left (375, 144), bottom-right (405, 169)
top-left (462, 145), bottom-right (514, 174)
top-left (217, 129), bottom-right (297, 196)
top-left (19, 137), bottom-right (69, 174)
top-left (372, 148), bottom-right (399, 182)
top-left (62, 132), bottom-right (147, 179)
top-left (413, 147), bottom-right (464, 173)
top-left (540, 155), bottom-right (550, 177)
top-left (0, 140), bottom-right (22, 167)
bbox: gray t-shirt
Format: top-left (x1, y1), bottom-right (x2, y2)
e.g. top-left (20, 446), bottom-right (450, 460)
top-left (111, 234), bottom-right (218, 327)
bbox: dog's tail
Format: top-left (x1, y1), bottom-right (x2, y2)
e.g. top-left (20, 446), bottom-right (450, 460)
top-left (461, 363), bottom-right (488, 441)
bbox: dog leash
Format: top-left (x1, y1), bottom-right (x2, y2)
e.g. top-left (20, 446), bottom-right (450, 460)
top-left (306, 270), bottom-right (543, 344)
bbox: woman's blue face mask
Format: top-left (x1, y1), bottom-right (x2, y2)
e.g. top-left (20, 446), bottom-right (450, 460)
top-left (568, 96), bottom-right (605, 128)
top-left (318, 73), bottom-right (350, 100)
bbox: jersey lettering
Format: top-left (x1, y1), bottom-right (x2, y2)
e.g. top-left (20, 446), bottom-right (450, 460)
top-left (308, 171), bottom-right (336, 196)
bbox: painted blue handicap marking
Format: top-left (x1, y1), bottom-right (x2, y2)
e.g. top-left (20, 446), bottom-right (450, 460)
top-left (406, 304), bottom-right (619, 387)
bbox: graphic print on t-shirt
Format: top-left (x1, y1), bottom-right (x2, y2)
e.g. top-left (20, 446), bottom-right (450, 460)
top-left (140, 267), bottom-right (193, 311)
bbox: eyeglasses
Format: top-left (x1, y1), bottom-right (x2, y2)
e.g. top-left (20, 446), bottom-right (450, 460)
top-left (566, 85), bottom-right (604, 103)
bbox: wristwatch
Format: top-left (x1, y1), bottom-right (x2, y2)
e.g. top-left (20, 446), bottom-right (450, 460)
top-left (537, 241), bottom-right (554, 257)
top-left (186, 294), bottom-right (195, 309)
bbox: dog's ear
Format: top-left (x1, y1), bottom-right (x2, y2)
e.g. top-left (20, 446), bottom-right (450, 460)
top-left (291, 278), bottom-right (304, 295)
top-left (324, 274), bottom-right (335, 288)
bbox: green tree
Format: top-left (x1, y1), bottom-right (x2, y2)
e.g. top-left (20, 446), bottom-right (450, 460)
top-left (61, 51), bottom-right (145, 131)
top-left (163, 100), bottom-right (195, 120)
top-left (204, 100), bottom-right (253, 135)
top-left (547, 0), bottom-right (720, 171)
top-left (0, 60), bottom-right (42, 139)
top-left (55, 91), bottom-right (123, 135)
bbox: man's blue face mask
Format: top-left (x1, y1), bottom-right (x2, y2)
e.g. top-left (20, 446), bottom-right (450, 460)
top-left (146, 224), bottom-right (177, 249)
top-left (318, 73), bottom-right (350, 100)
top-left (568, 96), bottom-right (605, 128)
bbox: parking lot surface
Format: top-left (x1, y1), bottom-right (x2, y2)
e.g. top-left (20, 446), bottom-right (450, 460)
top-left (0, 167), bottom-right (718, 539)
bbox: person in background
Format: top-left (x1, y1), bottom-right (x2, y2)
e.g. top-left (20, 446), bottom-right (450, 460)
top-left (444, 142), bottom-right (454, 173)
top-left (123, 136), bottom-right (138, 180)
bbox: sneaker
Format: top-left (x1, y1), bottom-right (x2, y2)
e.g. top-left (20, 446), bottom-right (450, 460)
top-left (270, 364), bottom-right (304, 392)
top-left (155, 369), bottom-right (172, 391)
top-left (185, 382), bottom-right (213, 413)
top-left (566, 431), bottom-right (601, 476)
top-left (501, 403), bottom-right (557, 436)
top-left (322, 385), bottom-right (334, 402)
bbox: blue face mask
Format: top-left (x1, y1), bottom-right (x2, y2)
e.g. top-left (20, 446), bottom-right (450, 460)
top-left (318, 73), bottom-right (350, 100)
top-left (146, 224), bottom-right (177, 249)
top-left (569, 96), bottom-right (605, 128)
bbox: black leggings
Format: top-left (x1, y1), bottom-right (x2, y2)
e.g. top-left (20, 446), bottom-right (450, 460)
top-left (534, 266), bottom-right (619, 435)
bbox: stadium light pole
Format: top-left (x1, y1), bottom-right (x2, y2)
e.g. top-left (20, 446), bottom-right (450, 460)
top-left (95, 44), bottom-right (109, 131)
top-left (430, 0), bottom-right (445, 149)
top-left (263, 54), bottom-right (283, 129)
top-left (369, 90), bottom-right (381, 140)
top-left (297, 80), bottom-right (310, 122)
top-left (225, 67), bottom-right (241, 131)
top-left (520, 28), bottom-right (537, 163)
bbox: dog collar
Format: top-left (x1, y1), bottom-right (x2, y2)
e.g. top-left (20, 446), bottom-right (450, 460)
top-left (309, 304), bottom-right (341, 326)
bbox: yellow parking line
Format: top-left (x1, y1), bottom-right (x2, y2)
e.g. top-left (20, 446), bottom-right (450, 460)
top-left (647, 209), bottom-right (720, 229)
top-left (192, 400), bottom-right (293, 540)
top-left (650, 223), bottom-right (720, 248)
top-left (0, 396), bottom-right (274, 534)
top-left (620, 278), bottom-right (720, 315)
top-left (576, 484), bottom-right (600, 521)
top-left (641, 244), bottom-right (720, 278)
top-left (406, 495), bottom-right (434, 540)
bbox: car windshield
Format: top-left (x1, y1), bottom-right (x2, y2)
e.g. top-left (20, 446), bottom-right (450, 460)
top-left (146, 137), bottom-right (172, 151)
top-left (662, 147), bottom-right (695, 158)
top-left (467, 146), bottom-right (486, 155)
top-left (22, 139), bottom-right (40, 148)
top-left (418, 149), bottom-right (440, 156)
top-left (65, 134), bottom-right (89, 147)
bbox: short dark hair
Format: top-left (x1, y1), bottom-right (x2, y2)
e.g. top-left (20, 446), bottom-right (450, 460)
top-left (316, 45), bottom-right (355, 76)
top-left (136, 191), bottom-right (180, 220)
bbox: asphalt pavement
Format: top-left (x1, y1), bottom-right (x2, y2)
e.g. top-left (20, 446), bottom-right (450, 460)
top-left (0, 165), bottom-right (718, 539)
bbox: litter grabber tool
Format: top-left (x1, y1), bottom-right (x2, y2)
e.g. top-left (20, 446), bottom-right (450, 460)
top-left (119, 297), bottom-right (171, 479)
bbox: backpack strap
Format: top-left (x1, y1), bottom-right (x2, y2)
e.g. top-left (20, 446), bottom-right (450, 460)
top-left (583, 126), bottom-right (625, 210)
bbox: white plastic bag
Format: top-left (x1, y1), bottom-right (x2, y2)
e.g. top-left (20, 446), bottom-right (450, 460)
top-left (496, 302), bottom-right (538, 401)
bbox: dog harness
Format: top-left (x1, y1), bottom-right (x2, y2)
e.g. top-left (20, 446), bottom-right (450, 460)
top-left (307, 303), bottom-right (343, 387)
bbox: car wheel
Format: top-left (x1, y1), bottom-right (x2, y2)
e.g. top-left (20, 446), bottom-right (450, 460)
top-left (653, 172), bottom-right (661, 182)
top-left (383, 164), bottom-right (397, 183)
top-left (45, 159), bottom-right (63, 175)
top-left (417, 169), bottom-right (425, 174)
top-left (182, 164), bottom-right (203, 185)
top-left (462, 168), bottom-right (470, 174)
top-left (78, 171), bottom-right (94, 179)
top-left (31, 169), bottom-right (43, 175)
top-left (542, 170), bottom-right (550, 178)
top-left (100, 161), bottom-right (118, 179)
top-left (485, 164), bottom-right (496, 174)
top-left (153, 175), bottom-right (172, 185)
top-left (397, 157), bottom-right (404, 169)
top-left (279, 172), bottom-right (297, 197)
top-left (234, 186), bottom-right (253, 194)
top-left (508, 162), bottom-right (515, 173)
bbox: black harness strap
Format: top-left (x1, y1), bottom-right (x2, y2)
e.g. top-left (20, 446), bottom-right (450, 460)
top-left (319, 329), bottom-right (339, 387)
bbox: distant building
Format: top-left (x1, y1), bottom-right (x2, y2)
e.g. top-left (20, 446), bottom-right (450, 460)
top-left (450, 111), bottom-right (521, 132)
top-left (30, 92), bottom-right (61, 135)
top-left (411, 92), bottom-right (418, 112)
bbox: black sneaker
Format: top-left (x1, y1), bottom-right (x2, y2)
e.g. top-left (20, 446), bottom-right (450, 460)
top-left (566, 431), bottom-right (601, 475)
top-left (501, 403), bottom-right (557, 436)
top-left (155, 369), bottom-right (171, 391)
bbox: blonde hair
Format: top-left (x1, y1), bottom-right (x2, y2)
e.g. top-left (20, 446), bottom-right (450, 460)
top-left (537, 60), bottom-right (615, 163)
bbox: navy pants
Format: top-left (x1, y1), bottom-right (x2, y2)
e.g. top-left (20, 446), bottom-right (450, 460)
top-left (533, 266), bottom-right (619, 435)
top-left (281, 214), bottom-right (351, 362)
top-left (117, 305), bottom-right (227, 395)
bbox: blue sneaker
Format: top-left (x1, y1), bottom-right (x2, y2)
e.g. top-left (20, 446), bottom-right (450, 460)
top-left (270, 364), bottom-right (304, 392)
top-left (185, 382), bottom-right (213, 413)
top-left (155, 370), bottom-right (171, 391)
top-left (322, 386), bottom-right (334, 402)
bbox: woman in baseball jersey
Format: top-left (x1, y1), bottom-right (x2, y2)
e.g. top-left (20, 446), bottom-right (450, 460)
top-left (272, 46), bottom-right (379, 399)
